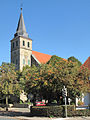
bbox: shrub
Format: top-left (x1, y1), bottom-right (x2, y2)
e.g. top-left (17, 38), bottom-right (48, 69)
top-left (31, 105), bottom-right (75, 117)
top-left (31, 105), bottom-right (90, 117)
top-left (68, 109), bottom-right (90, 117)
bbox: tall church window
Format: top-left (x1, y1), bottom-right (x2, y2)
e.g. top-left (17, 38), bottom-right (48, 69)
top-left (23, 59), bottom-right (25, 65)
top-left (28, 60), bottom-right (30, 65)
top-left (16, 41), bottom-right (18, 46)
top-left (16, 59), bottom-right (18, 65)
top-left (27, 42), bottom-right (30, 47)
top-left (23, 41), bottom-right (25, 46)
top-left (13, 60), bottom-right (14, 64)
top-left (13, 42), bottom-right (14, 48)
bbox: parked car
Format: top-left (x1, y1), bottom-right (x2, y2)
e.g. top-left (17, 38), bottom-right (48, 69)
top-left (35, 101), bottom-right (46, 106)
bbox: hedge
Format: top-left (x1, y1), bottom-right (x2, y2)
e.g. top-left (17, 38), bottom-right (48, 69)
top-left (68, 109), bottom-right (90, 117)
top-left (31, 105), bottom-right (74, 117)
top-left (31, 105), bottom-right (90, 117)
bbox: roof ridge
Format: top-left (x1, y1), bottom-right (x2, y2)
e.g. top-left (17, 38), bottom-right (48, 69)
top-left (32, 50), bottom-right (52, 56)
top-left (32, 50), bottom-right (52, 64)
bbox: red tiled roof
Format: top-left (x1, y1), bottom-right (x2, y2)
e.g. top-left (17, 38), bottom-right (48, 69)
top-left (32, 51), bottom-right (52, 64)
top-left (81, 57), bottom-right (90, 70)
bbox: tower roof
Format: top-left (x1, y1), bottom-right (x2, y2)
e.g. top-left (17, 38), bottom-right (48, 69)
top-left (81, 57), bottom-right (90, 70)
top-left (14, 8), bottom-right (29, 38)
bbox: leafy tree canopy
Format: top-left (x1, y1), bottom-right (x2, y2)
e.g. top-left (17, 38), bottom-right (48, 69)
top-left (47, 55), bottom-right (64, 66)
top-left (0, 63), bottom-right (20, 95)
top-left (19, 65), bottom-right (39, 91)
top-left (68, 56), bottom-right (82, 67)
top-left (0, 63), bottom-right (20, 110)
top-left (21, 55), bottom-right (89, 104)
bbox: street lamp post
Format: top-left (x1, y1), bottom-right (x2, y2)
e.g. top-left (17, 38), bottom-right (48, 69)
top-left (62, 86), bottom-right (67, 118)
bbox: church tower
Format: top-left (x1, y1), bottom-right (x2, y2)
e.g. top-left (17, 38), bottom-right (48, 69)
top-left (11, 8), bottom-right (32, 70)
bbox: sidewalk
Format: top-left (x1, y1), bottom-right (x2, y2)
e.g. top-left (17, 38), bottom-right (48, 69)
top-left (52, 117), bottom-right (90, 120)
top-left (3, 116), bottom-right (90, 120)
top-left (17, 116), bottom-right (90, 120)
top-left (0, 114), bottom-right (90, 120)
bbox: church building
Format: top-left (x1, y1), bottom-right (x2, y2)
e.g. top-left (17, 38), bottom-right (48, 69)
top-left (11, 8), bottom-right (90, 106)
top-left (11, 8), bottom-right (51, 70)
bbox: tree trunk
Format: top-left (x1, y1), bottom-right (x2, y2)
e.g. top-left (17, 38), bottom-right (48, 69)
top-left (6, 95), bottom-right (8, 111)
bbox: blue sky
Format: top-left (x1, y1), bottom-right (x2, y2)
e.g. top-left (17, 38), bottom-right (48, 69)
top-left (0, 0), bottom-right (90, 65)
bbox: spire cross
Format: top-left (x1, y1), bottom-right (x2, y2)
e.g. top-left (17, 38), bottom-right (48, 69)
top-left (20, 0), bottom-right (23, 11)
top-left (14, 1), bottom-right (29, 38)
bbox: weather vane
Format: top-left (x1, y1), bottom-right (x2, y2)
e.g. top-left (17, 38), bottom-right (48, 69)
top-left (20, 0), bottom-right (23, 11)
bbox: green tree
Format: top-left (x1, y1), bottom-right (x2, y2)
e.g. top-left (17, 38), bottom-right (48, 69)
top-left (47, 56), bottom-right (89, 103)
top-left (0, 63), bottom-right (20, 111)
top-left (20, 56), bottom-right (89, 105)
top-left (68, 56), bottom-right (82, 67)
top-left (19, 65), bottom-right (39, 91)
top-left (24, 64), bottom-right (54, 103)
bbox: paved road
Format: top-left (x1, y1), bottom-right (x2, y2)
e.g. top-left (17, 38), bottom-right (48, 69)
top-left (0, 116), bottom-right (90, 120)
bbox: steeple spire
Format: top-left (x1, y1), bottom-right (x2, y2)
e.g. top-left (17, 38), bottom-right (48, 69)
top-left (14, 8), bottom-right (29, 38)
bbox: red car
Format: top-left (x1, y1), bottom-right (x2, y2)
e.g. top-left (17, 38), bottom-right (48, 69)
top-left (35, 101), bottom-right (46, 106)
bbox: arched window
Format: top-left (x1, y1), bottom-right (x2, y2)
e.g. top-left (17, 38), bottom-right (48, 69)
top-left (23, 41), bottom-right (25, 46)
top-left (27, 42), bottom-right (30, 47)
top-left (16, 41), bottom-right (18, 46)
top-left (13, 42), bottom-right (14, 48)
top-left (23, 59), bottom-right (25, 65)
top-left (28, 60), bottom-right (30, 65)
top-left (16, 59), bottom-right (18, 65)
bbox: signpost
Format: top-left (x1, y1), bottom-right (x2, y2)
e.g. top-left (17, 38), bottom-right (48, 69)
top-left (62, 86), bottom-right (67, 118)
top-left (68, 98), bottom-right (71, 105)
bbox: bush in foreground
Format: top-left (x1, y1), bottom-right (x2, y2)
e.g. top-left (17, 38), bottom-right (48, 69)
top-left (31, 105), bottom-right (90, 117)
